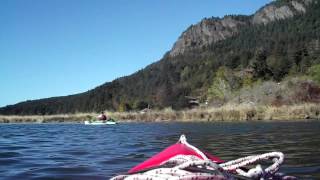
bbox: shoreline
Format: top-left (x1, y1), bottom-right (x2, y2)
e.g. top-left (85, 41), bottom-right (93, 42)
top-left (0, 103), bottom-right (319, 123)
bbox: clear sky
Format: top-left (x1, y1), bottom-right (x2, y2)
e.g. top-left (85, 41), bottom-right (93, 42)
top-left (0, 0), bottom-right (272, 107)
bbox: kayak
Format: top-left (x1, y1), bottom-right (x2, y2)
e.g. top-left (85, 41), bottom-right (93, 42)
top-left (84, 120), bottom-right (117, 125)
top-left (111, 135), bottom-right (296, 180)
top-left (128, 135), bottom-right (223, 174)
top-left (84, 119), bottom-right (117, 125)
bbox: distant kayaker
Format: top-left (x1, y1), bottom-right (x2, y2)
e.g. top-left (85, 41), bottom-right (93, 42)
top-left (98, 111), bottom-right (107, 121)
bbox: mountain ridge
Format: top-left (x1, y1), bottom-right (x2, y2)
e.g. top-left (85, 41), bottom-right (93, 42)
top-left (1, 0), bottom-right (319, 115)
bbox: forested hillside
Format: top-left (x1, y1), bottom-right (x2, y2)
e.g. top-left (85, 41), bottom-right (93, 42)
top-left (1, 0), bottom-right (319, 115)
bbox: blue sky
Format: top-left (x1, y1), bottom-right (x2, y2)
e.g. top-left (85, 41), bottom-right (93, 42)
top-left (0, 0), bottom-right (271, 107)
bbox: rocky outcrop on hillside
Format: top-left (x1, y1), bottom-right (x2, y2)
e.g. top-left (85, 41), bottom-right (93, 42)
top-left (169, 16), bottom-right (246, 57)
top-left (252, 0), bottom-right (313, 25)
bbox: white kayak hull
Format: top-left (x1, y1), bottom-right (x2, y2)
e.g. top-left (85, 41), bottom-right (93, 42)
top-left (84, 120), bottom-right (117, 125)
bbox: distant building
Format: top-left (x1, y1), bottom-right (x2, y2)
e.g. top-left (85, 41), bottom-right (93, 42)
top-left (185, 96), bottom-right (200, 108)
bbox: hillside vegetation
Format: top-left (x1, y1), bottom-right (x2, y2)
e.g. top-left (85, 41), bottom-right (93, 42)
top-left (0, 0), bottom-right (319, 115)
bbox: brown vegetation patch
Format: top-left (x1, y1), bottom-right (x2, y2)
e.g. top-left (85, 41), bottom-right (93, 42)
top-left (295, 82), bottom-right (320, 103)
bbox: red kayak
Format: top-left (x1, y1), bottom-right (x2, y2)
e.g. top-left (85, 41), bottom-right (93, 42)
top-left (112, 135), bottom-right (295, 180)
top-left (129, 135), bottom-right (223, 174)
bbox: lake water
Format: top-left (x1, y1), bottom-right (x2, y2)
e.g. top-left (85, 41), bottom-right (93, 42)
top-left (0, 121), bottom-right (319, 180)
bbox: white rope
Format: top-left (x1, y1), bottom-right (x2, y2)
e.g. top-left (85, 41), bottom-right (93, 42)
top-left (178, 134), bottom-right (209, 160)
top-left (111, 155), bottom-right (232, 180)
top-left (178, 135), bottom-right (285, 178)
top-left (220, 152), bottom-right (284, 178)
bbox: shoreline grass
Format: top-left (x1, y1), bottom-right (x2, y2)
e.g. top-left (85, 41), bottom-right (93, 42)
top-left (0, 103), bottom-right (319, 123)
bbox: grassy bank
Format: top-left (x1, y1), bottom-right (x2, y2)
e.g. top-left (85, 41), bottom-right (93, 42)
top-left (0, 113), bottom-right (96, 123)
top-left (112, 103), bottom-right (320, 122)
top-left (0, 103), bottom-right (319, 123)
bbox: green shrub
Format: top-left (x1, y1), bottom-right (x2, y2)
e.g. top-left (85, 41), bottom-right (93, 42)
top-left (308, 64), bottom-right (320, 84)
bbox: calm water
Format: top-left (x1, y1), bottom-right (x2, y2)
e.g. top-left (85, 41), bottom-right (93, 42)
top-left (0, 121), bottom-right (319, 180)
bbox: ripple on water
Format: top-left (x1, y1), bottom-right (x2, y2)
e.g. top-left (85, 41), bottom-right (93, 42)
top-left (31, 166), bottom-right (95, 175)
top-left (0, 158), bottom-right (21, 166)
top-left (59, 149), bottom-right (90, 156)
top-left (4, 146), bottom-right (29, 151)
top-left (0, 151), bottom-right (22, 158)
top-left (9, 172), bottom-right (105, 180)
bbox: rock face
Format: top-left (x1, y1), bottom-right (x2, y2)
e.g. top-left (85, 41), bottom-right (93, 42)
top-left (252, 0), bottom-right (312, 25)
top-left (169, 16), bottom-right (246, 57)
top-left (252, 5), bottom-right (294, 25)
top-left (169, 0), bottom-right (313, 57)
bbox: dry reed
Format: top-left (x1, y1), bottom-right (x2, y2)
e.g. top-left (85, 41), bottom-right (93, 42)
top-left (0, 103), bottom-right (319, 123)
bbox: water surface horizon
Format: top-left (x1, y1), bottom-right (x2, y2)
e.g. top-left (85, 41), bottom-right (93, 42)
top-left (0, 121), bottom-right (319, 179)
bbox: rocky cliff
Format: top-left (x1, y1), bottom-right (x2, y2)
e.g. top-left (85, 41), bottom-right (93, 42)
top-left (252, 0), bottom-right (313, 24)
top-left (169, 0), bottom-right (314, 57)
top-left (169, 16), bottom-right (247, 57)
